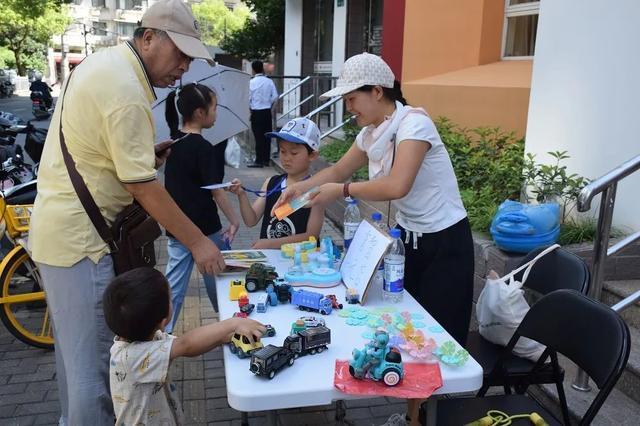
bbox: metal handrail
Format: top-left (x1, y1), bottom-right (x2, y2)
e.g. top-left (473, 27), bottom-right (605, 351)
top-left (305, 96), bottom-right (341, 120)
top-left (577, 154), bottom-right (640, 211)
top-left (278, 76), bottom-right (311, 101)
top-left (572, 153), bottom-right (640, 392)
top-left (280, 95), bottom-right (314, 120)
top-left (321, 115), bottom-right (355, 140)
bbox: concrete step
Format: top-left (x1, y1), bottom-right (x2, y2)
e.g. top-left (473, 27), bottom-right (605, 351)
top-left (529, 353), bottom-right (640, 425)
top-left (602, 280), bottom-right (640, 329)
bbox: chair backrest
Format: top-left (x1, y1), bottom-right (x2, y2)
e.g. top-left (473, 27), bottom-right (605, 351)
top-left (513, 246), bottom-right (590, 296)
top-left (510, 290), bottom-right (630, 424)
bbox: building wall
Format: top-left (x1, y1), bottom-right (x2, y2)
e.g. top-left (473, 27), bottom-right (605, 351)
top-left (525, 0), bottom-right (640, 230)
top-left (400, 0), bottom-right (531, 136)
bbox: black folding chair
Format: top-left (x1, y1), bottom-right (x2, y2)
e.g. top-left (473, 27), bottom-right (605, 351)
top-left (466, 246), bottom-right (590, 394)
top-left (420, 290), bottom-right (631, 425)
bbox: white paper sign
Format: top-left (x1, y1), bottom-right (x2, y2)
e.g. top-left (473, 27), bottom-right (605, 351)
top-left (339, 219), bottom-right (393, 304)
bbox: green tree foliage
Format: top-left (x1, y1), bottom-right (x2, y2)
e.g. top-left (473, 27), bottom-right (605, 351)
top-left (193, 0), bottom-right (250, 47)
top-left (220, 0), bottom-right (284, 60)
top-left (0, 0), bottom-right (69, 75)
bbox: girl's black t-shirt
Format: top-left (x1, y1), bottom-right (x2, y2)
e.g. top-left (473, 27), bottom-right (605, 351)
top-left (164, 132), bottom-right (226, 238)
top-left (260, 173), bottom-right (311, 239)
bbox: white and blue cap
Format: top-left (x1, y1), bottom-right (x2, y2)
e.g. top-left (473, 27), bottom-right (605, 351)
top-left (266, 117), bottom-right (320, 151)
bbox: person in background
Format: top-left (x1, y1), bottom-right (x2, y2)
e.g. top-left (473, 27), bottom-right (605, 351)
top-left (247, 60), bottom-right (278, 168)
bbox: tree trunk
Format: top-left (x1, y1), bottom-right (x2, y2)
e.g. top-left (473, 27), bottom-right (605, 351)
top-left (12, 48), bottom-right (25, 76)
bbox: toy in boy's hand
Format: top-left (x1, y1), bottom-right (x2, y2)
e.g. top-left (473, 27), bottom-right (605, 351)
top-left (291, 289), bottom-right (333, 315)
top-left (245, 263), bottom-right (278, 292)
top-left (229, 332), bottom-right (263, 358)
top-left (229, 280), bottom-right (246, 301)
top-left (233, 312), bottom-right (248, 318)
top-left (345, 288), bottom-right (360, 304)
top-left (348, 330), bottom-right (403, 386)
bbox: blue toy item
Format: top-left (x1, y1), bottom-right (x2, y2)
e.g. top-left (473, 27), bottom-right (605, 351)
top-left (291, 289), bottom-right (333, 315)
top-left (490, 200), bottom-right (560, 253)
top-left (284, 267), bottom-right (342, 288)
top-left (348, 330), bottom-right (403, 386)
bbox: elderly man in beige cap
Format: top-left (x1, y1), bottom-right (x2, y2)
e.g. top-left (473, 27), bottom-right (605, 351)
top-left (28, 1), bottom-right (224, 423)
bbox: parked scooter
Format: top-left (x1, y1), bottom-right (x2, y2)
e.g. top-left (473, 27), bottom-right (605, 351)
top-left (0, 80), bottom-right (14, 98)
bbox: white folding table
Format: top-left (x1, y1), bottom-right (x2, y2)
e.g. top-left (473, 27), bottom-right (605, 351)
top-left (216, 250), bottom-right (483, 425)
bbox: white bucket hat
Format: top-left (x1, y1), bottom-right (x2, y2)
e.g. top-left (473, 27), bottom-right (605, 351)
top-left (320, 52), bottom-right (395, 99)
top-left (266, 118), bottom-right (320, 151)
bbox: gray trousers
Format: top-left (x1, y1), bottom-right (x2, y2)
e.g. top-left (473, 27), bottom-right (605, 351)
top-left (38, 256), bottom-right (115, 426)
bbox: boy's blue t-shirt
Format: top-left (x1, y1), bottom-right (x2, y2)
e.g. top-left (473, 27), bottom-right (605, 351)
top-left (260, 173), bottom-right (311, 239)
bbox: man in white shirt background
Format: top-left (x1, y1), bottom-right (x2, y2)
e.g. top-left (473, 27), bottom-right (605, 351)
top-left (248, 60), bottom-right (278, 168)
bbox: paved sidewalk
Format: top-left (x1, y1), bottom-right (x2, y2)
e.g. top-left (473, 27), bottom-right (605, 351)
top-left (0, 163), bottom-right (406, 425)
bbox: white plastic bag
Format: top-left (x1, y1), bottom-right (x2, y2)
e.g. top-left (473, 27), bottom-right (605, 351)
top-left (476, 244), bottom-right (560, 361)
top-left (225, 136), bottom-right (241, 169)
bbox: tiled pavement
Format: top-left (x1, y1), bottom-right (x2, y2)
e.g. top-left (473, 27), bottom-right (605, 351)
top-left (0, 162), bottom-right (406, 425)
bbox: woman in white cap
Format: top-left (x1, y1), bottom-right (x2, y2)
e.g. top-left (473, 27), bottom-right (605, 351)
top-left (275, 52), bottom-right (474, 423)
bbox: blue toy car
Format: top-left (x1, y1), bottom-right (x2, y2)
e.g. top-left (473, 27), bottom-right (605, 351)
top-left (291, 289), bottom-right (333, 315)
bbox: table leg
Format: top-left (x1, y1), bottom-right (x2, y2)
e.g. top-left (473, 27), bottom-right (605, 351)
top-left (266, 410), bottom-right (278, 426)
top-left (241, 411), bottom-right (249, 426)
top-left (425, 396), bottom-right (438, 426)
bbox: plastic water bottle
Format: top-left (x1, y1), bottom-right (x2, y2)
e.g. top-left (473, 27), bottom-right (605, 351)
top-left (371, 212), bottom-right (389, 292)
top-left (383, 228), bottom-right (405, 303)
top-left (343, 198), bottom-right (361, 250)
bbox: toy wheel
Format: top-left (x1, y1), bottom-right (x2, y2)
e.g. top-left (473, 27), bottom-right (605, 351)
top-left (382, 369), bottom-right (401, 387)
top-left (268, 370), bottom-right (276, 380)
top-left (348, 365), bottom-right (356, 378)
top-left (238, 349), bottom-right (246, 358)
top-left (317, 346), bottom-right (325, 353)
top-left (245, 280), bottom-right (258, 292)
top-left (229, 344), bottom-right (237, 354)
top-left (294, 352), bottom-right (300, 359)
top-left (310, 348), bottom-right (317, 355)
top-left (288, 356), bottom-right (294, 366)
top-left (320, 309), bottom-right (328, 315)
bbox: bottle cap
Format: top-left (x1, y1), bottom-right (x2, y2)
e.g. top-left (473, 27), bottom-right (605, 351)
top-left (389, 228), bottom-right (401, 239)
top-left (371, 212), bottom-right (382, 221)
top-left (347, 197), bottom-right (358, 204)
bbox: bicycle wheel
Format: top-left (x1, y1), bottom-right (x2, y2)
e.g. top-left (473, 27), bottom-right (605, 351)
top-left (0, 246), bottom-right (53, 349)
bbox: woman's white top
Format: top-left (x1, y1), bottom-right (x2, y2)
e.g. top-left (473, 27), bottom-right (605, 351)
top-left (355, 104), bottom-right (467, 234)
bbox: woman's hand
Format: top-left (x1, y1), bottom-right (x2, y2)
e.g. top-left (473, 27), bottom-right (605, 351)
top-left (270, 180), bottom-right (314, 217)
top-left (314, 183), bottom-right (343, 207)
top-left (227, 178), bottom-right (243, 195)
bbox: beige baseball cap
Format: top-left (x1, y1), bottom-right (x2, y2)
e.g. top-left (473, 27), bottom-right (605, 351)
top-left (320, 52), bottom-right (395, 99)
top-left (141, 0), bottom-right (214, 65)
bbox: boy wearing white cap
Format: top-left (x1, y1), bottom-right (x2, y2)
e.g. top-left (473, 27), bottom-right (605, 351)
top-left (229, 117), bottom-right (325, 248)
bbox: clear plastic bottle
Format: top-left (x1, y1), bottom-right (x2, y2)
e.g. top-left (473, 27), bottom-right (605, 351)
top-left (383, 228), bottom-right (405, 303)
top-left (371, 212), bottom-right (389, 292)
top-left (343, 198), bottom-right (361, 250)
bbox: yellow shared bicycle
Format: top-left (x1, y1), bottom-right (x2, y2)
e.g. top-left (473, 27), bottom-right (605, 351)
top-left (0, 195), bottom-right (52, 349)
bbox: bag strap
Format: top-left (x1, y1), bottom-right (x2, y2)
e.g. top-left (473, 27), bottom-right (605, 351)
top-left (501, 243), bottom-right (561, 284)
top-left (58, 71), bottom-right (118, 252)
